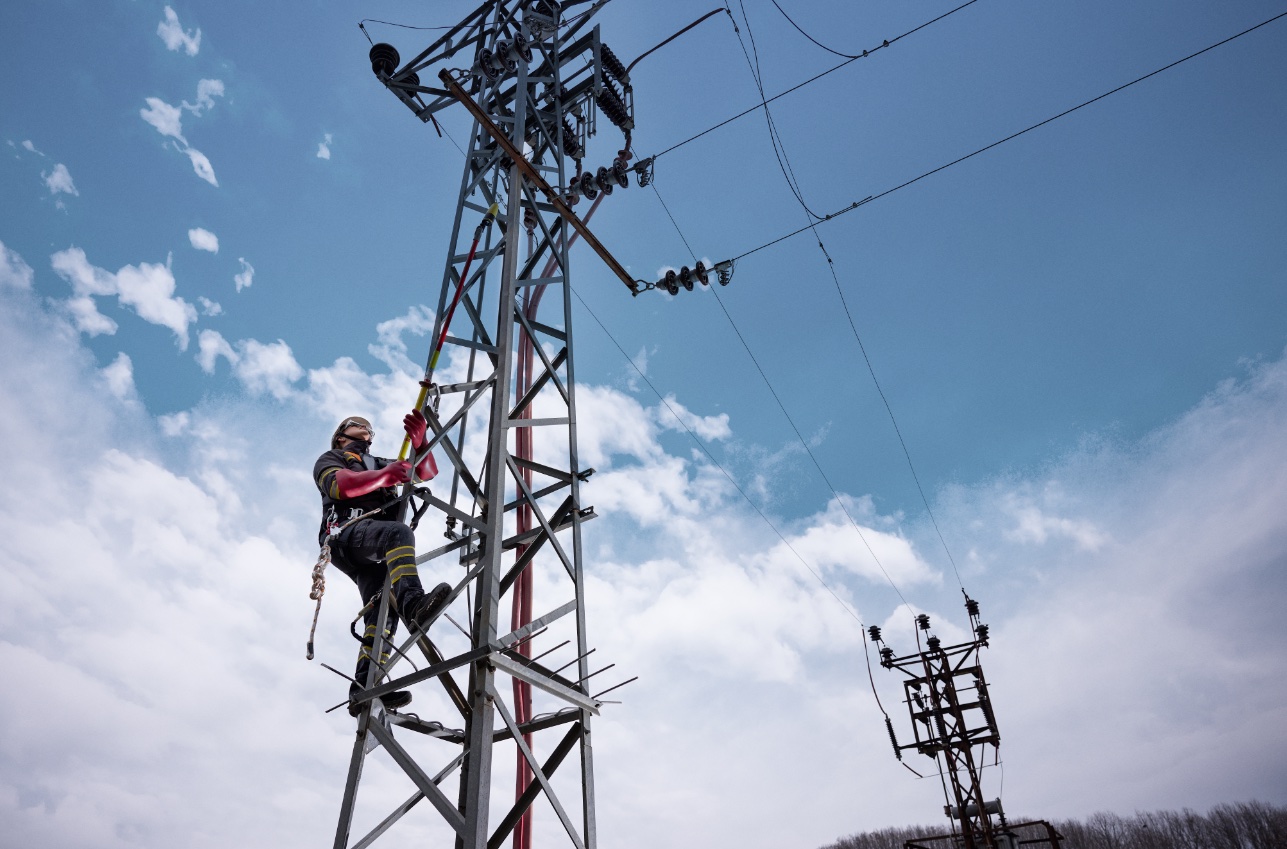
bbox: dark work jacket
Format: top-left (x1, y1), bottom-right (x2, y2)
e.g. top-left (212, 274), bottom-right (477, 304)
top-left (313, 447), bottom-right (398, 544)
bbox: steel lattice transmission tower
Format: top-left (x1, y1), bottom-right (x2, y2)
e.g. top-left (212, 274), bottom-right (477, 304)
top-left (330, 3), bottom-right (645, 848)
top-left (868, 596), bottom-right (1008, 849)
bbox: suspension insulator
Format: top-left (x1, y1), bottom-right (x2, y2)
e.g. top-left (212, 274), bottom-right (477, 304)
top-left (595, 82), bottom-right (633, 132)
top-left (879, 646), bottom-right (894, 667)
top-left (965, 596), bottom-right (980, 617)
top-left (693, 261), bottom-right (710, 286)
top-left (600, 44), bottom-right (628, 83)
top-left (560, 118), bottom-right (583, 158)
top-left (513, 31), bottom-right (533, 63)
top-left (533, 0), bottom-right (562, 19)
top-left (885, 716), bottom-right (902, 760)
top-left (934, 709), bottom-right (950, 742)
top-left (979, 690), bottom-right (999, 734)
top-left (679, 266), bottom-right (695, 291)
top-left (495, 41), bottom-right (518, 74)
top-left (663, 270), bottom-right (679, 296)
top-left (595, 166), bottom-right (614, 196)
top-left (927, 635), bottom-right (941, 652)
top-left (975, 623), bottom-right (989, 643)
top-left (478, 48), bottom-right (500, 81)
top-left (369, 43), bottom-right (401, 77)
top-left (579, 171), bottom-right (598, 200)
top-left (400, 71), bottom-right (421, 100)
top-left (611, 157), bottom-right (629, 188)
top-left (916, 613), bottom-right (931, 631)
top-left (868, 625), bottom-right (882, 643)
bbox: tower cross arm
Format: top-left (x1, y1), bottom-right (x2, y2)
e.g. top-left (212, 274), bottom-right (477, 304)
top-left (438, 69), bottom-right (640, 295)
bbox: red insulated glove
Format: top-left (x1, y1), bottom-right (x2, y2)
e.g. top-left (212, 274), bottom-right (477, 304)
top-left (404, 409), bottom-right (428, 450)
top-left (334, 461), bottom-right (411, 498)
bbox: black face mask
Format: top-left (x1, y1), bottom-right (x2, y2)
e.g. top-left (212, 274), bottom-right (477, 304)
top-left (341, 438), bottom-right (371, 455)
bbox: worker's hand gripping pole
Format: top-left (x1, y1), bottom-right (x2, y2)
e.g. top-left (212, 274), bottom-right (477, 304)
top-left (397, 201), bottom-right (500, 463)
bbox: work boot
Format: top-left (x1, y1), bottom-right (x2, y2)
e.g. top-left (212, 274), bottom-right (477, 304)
top-left (403, 582), bottom-right (452, 631)
top-left (349, 682), bottom-right (412, 717)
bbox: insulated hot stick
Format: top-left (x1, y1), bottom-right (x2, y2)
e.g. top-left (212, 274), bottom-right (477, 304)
top-left (398, 201), bottom-right (500, 462)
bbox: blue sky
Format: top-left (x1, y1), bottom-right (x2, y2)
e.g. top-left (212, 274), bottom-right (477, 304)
top-left (3, 1), bottom-right (1287, 847)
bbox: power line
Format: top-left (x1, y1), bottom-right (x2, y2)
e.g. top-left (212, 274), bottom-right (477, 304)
top-left (729, 1), bottom-right (966, 587)
top-left (648, 0), bottom-right (984, 161)
top-left (732, 0), bottom-right (828, 220)
top-left (567, 279), bottom-right (898, 723)
top-left (769, 0), bottom-right (866, 60)
top-left (726, 8), bottom-right (1287, 264)
top-left (652, 181), bottom-right (912, 609)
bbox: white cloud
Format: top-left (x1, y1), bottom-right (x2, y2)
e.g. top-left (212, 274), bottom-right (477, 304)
top-left (188, 227), bottom-right (219, 253)
top-left (51, 247), bottom-right (197, 349)
top-left (156, 6), bottom-right (201, 56)
top-left (3, 270), bottom-right (1287, 848)
top-left (140, 97), bottom-right (186, 143)
top-left (197, 296), bottom-right (222, 316)
top-left (316, 132), bottom-right (333, 160)
top-left (140, 81), bottom-right (224, 186)
top-left (369, 304), bottom-right (434, 372)
top-left (234, 338), bottom-right (304, 400)
top-left (1004, 500), bottom-right (1107, 551)
top-left (158, 410), bottom-right (190, 436)
top-left (195, 328), bottom-right (237, 373)
top-left (99, 352), bottom-right (136, 401)
top-left (234, 257), bottom-right (254, 292)
top-left (195, 330), bottom-right (303, 400)
top-left (21, 139), bottom-right (45, 156)
top-left (62, 294), bottom-right (118, 336)
top-left (42, 163), bottom-right (78, 196)
top-left (655, 393), bottom-right (731, 441)
top-left (0, 240), bottom-right (34, 289)
top-left (184, 147), bottom-right (218, 186)
top-left (182, 78), bottom-right (225, 115)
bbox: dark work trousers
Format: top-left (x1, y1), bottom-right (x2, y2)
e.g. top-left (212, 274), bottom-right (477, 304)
top-left (330, 518), bottom-right (426, 689)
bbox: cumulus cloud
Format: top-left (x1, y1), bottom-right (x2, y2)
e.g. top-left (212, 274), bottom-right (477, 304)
top-left (195, 329), bottom-right (303, 400)
top-left (188, 227), bottom-right (219, 253)
top-left (140, 97), bottom-right (186, 143)
top-left (0, 240), bottom-right (34, 289)
top-left (51, 247), bottom-right (197, 349)
top-left (140, 80), bottom-right (224, 186)
top-left (3, 262), bottom-right (1287, 849)
top-left (184, 147), bottom-right (218, 186)
top-left (197, 295), bottom-right (222, 316)
top-left (182, 78), bottom-right (225, 115)
top-left (234, 257), bottom-right (254, 292)
top-left (99, 352), bottom-right (136, 401)
top-left (42, 163), bottom-right (78, 196)
top-left (316, 132), bottom-right (333, 160)
top-left (195, 328), bottom-right (237, 373)
top-left (368, 305), bottom-right (434, 372)
top-left (21, 139), bottom-right (45, 156)
top-left (156, 6), bottom-right (201, 56)
top-left (235, 338), bottom-right (304, 399)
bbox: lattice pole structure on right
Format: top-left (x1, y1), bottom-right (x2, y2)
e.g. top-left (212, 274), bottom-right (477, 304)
top-left (869, 596), bottom-right (1006, 849)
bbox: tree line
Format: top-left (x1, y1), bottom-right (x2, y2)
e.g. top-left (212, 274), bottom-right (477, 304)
top-left (821, 801), bottom-right (1287, 849)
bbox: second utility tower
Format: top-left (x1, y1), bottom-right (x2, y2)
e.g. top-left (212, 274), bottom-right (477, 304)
top-left (332, 2), bottom-right (645, 849)
top-left (869, 597), bottom-right (1003, 849)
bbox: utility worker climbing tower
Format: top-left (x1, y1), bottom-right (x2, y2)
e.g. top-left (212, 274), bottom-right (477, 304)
top-left (313, 410), bottom-right (450, 715)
